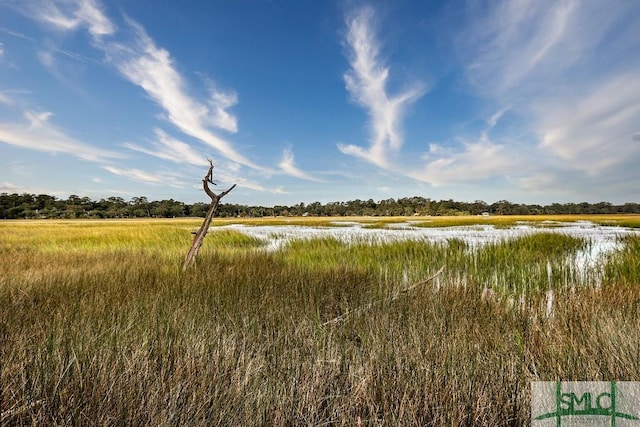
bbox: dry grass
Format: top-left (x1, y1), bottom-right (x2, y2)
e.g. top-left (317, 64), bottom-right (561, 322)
top-left (1, 218), bottom-right (639, 425)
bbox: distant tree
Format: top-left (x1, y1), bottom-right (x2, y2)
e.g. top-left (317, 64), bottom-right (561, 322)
top-left (491, 200), bottom-right (514, 215)
top-left (470, 200), bottom-right (488, 215)
top-left (130, 196), bottom-right (151, 217)
top-left (2, 191), bottom-right (640, 220)
top-left (105, 197), bottom-right (128, 218)
top-left (307, 202), bottom-right (322, 216)
top-left (190, 202), bottom-right (209, 217)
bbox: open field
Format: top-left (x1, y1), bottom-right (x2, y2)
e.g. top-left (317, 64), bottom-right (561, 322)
top-left (1, 216), bottom-right (640, 425)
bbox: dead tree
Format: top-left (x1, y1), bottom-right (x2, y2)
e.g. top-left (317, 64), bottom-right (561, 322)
top-left (183, 159), bottom-right (236, 270)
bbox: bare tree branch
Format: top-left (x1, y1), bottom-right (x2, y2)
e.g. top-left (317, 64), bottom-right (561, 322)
top-left (183, 160), bottom-right (236, 270)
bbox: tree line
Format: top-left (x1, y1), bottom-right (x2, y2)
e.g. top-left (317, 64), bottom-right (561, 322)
top-left (1, 193), bottom-right (639, 220)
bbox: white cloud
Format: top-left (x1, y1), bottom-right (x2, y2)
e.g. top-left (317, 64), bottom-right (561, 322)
top-left (278, 148), bottom-right (323, 182)
top-left (440, 0), bottom-right (640, 196)
top-left (0, 42), bottom-right (4, 59)
top-left (14, 0), bottom-right (268, 174)
top-left (0, 110), bottom-right (121, 162)
top-left (458, 0), bottom-right (625, 99)
top-left (338, 6), bottom-right (426, 168)
top-left (458, 0), bottom-right (640, 117)
top-left (75, 0), bottom-right (114, 37)
top-left (103, 166), bottom-right (185, 187)
top-left (123, 128), bottom-right (207, 166)
top-left (178, 159), bottom-right (276, 194)
top-left (412, 137), bottom-right (516, 186)
top-left (228, 177), bottom-right (270, 193)
top-left (0, 27), bottom-right (35, 42)
top-left (25, 110), bottom-right (53, 126)
top-left (534, 72), bottom-right (640, 175)
top-left (487, 106), bottom-right (510, 131)
top-left (26, 0), bottom-right (115, 38)
top-left (0, 182), bottom-right (26, 192)
top-left (102, 17), bottom-right (264, 171)
top-left (205, 82), bottom-right (238, 133)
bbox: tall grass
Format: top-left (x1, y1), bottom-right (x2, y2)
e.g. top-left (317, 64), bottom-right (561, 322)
top-left (603, 234), bottom-right (640, 285)
top-left (1, 219), bottom-right (639, 425)
top-left (280, 232), bottom-right (591, 295)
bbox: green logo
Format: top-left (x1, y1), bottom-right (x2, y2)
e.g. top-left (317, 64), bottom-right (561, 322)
top-left (532, 382), bottom-right (640, 426)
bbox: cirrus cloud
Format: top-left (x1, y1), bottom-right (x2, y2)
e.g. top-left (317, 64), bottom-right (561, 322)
top-left (123, 128), bottom-right (207, 166)
top-left (278, 148), bottom-right (324, 182)
top-left (338, 6), bottom-right (426, 169)
top-left (0, 109), bottom-right (122, 162)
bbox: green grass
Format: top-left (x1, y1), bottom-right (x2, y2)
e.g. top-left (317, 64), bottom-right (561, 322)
top-left (603, 235), bottom-right (640, 286)
top-left (1, 218), bottom-right (639, 425)
top-left (280, 232), bottom-right (592, 295)
top-left (211, 213), bottom-right (640, 229)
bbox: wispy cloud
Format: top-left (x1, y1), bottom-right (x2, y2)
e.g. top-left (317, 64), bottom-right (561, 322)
top-left (182, 160), bottom-right (277, 194)
top-left (227, 177), bottom-right (272, 193)
top-left (24, 0), bottom-right (114, 38)
top-left (338, 6), bottom-right (426, 168)
top-left (0, 26), bottom-right (35, 42)
top-left (102, 17), bottom-right (263, 170)
top-left (458, 0), bottom-right (640, 115)
top-left (412, 136), bottom-right (517, 186)
top-left (14, 0), bottom-right (267, 173)
top-left (278, 148), bottom-right (324, 182)
top-left (0, 109), bottom-right (121, 161)
top-left (487, 106), bottom-right (510, 131)
top-left (425, 0), bottom-right (640, 195)
top-left (202, 77), bottom-right (239, 133)
top-left (534, 72), bottom-right (640, 175)
top-left (123, 128), bottom-right (207, 166)
top-left (455, 0), bottom-right (628, 100)
top-left (103, 166), bottom-right (186, 187)
top-left (0, 181), bottom-right (26, 193)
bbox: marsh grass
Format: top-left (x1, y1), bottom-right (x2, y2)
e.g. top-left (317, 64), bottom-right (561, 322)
top-left (201, 213), bottom-right (640, 229)
top-left (279, 232), bottom-right (591, 296)
top-left (1, 218), bottom-right (639, 425)
top-left (603, 235), bottom-right (640, 286)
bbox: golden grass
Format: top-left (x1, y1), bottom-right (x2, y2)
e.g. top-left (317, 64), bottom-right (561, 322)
top-left (203, 213), bottom-right (640, 228)
top-left (1, 218), bottom-right (639, 425)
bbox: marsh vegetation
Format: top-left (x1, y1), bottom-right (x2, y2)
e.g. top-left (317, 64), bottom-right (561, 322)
top-left (1, 216), bottom-right (639, 425)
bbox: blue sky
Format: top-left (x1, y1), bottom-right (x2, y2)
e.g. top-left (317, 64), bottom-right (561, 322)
top-left (1, 0), bottom-right (639, 206)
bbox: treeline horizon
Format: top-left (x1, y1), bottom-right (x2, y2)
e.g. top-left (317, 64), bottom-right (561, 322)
top-left (1, 192), bottom-right (639, 219)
